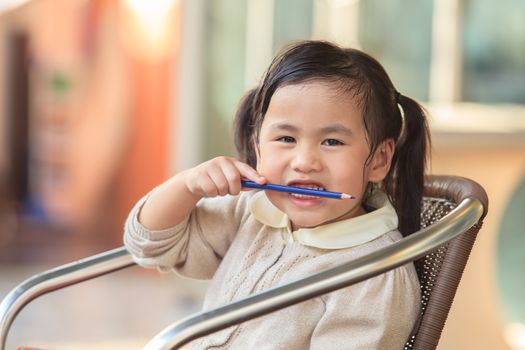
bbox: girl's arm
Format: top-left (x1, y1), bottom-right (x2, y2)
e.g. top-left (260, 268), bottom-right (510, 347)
top-left (138, 156), bottom-right (266, 230)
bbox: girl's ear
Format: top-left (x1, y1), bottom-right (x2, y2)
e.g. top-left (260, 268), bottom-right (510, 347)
top-left (368, 139), bottom-right (395, 183)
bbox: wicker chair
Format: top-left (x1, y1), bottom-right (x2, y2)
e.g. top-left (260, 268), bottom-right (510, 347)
top-left (404, 175), bottom-right (488, 349)
top-left (0, 175), bottom-right (488, 350)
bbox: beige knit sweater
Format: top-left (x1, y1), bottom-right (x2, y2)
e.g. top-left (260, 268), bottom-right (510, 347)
top-left (124, 190), bottom-right (421, 349)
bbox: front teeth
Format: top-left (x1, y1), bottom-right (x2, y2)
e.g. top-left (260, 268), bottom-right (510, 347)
top-left (290, 185), bottom-right (324, 199)
top-left (290, 193), bottom-right (321, 199)
top-left (294, 185), bottom-right (325, 191)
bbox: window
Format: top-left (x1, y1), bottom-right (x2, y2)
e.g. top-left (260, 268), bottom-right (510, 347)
top-left (462, 0), bottom-right (525, 103)
top-left (358, 0), bottom-right (433, 102)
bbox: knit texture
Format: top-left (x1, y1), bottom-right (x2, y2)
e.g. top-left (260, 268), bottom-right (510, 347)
top-left (124, 191), bottom-right (420, 349)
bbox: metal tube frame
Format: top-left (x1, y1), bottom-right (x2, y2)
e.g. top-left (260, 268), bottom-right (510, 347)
top-left (144, 197), bottom-right (484, 350)
top-left (0, 197), bottom-right (483, 350)
top-left (0, 247), bottom-right (135, 350)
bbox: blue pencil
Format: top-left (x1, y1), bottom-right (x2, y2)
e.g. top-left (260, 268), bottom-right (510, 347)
top-left (241, 180), bottom-right (355, 200)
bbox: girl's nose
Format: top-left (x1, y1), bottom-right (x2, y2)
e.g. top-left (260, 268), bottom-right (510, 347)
top-left (291, 147), bottom-right (322, 173)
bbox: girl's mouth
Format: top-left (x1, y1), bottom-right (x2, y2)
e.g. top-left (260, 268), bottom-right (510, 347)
top-left (287, 182), bottom-right (325, 200)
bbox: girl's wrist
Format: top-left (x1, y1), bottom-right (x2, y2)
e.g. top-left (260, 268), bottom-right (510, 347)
top-left (172, 170), bottom-right (203, 202)
top-left (138, 172), bottom-right (201, 230)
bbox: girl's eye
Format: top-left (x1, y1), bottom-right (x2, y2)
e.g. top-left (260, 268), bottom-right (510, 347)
top-left (322, 138), bottom-right (344, 146)
top-left (277, 136), bottom-right (296, 143)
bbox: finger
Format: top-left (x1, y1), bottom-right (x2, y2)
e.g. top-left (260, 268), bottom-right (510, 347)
top-left (197, 174), bottom-right (219, 197)
top-left (235, 161), bottom-right (266, 184)
top-left (221, 160), bottom-right (242, 195)
top-left (206, 162), bottom-right (231, 196)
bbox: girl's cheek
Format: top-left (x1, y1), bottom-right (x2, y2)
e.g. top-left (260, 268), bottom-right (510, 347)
top-left (256, 158), bottom-right (269, 176)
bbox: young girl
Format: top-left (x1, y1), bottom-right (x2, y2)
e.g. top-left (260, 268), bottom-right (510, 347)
top-left (124, 40), bottom-right (430, 349)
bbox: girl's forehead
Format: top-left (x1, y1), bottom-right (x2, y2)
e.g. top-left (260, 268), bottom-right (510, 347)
top-left (267, 82), bottom-right (362, 117)
top-left (268, 81), bottom-right (363, 115)
top-left (262, 82), bottom-right (365, 132)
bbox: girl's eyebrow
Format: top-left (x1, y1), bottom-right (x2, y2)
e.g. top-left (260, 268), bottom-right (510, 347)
top-left (268, 122), bottom-right (353, 136)
top-left (268, 122), bottom-right (298, 132)
top-left (319, 124), bottom-right (353, 136)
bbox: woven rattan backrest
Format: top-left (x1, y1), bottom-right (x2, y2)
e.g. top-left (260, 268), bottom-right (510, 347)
top-left (404, 176), bottom-right (488, 350)
top-left (404, 197), bottom-right (456, 349)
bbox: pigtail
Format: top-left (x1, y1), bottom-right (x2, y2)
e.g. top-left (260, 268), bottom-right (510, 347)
top-left (387, 93), bottom-right (431, 236)
top-left (233, 88), bottom-right (258, 168)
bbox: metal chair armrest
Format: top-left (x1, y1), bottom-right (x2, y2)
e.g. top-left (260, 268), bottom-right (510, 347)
top-left (143, 197), bottom-right (484, 350)
top-left (0, 247), bottom-right (135, 349)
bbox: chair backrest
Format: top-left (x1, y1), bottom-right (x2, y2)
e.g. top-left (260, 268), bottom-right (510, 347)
top-left (405, 175), bottom-right (489, 350)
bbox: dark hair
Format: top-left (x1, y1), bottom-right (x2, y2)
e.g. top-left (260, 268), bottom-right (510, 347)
top-left (233, 40), bottom-right (431, 235)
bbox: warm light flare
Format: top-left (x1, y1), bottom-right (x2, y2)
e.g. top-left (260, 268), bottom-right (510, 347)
top-left (120, 0), bottom-right (179, 62)
top-left (0, 0), bottom-right (31, 14)
top-left (505, 323), bottom-right (525, 350)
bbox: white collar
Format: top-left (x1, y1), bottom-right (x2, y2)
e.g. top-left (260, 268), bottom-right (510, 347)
top-left (248, 190), bottom-right (398, 249)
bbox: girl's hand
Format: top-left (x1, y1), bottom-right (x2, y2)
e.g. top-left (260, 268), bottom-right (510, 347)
top-left (183, 156), bottom-right (266, 198)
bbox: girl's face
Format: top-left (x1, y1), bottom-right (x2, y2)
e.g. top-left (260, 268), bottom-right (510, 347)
top-left (256, 82), bottom-right (393, 230)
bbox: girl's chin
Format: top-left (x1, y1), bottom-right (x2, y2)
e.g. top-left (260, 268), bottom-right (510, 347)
top-left (288, 194), bottom-right (325, 208)
top-left (289, 206), bottom-right (364, 230)
top-left (289, 217), bottom-right (326, 230)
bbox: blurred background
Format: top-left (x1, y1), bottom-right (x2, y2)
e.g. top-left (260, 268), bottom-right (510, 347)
top-left (0, 0), bottom-right (524, 349)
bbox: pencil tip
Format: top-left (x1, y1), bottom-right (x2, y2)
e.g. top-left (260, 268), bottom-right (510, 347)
top-left (341, 194), bottom-right (356, 200)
